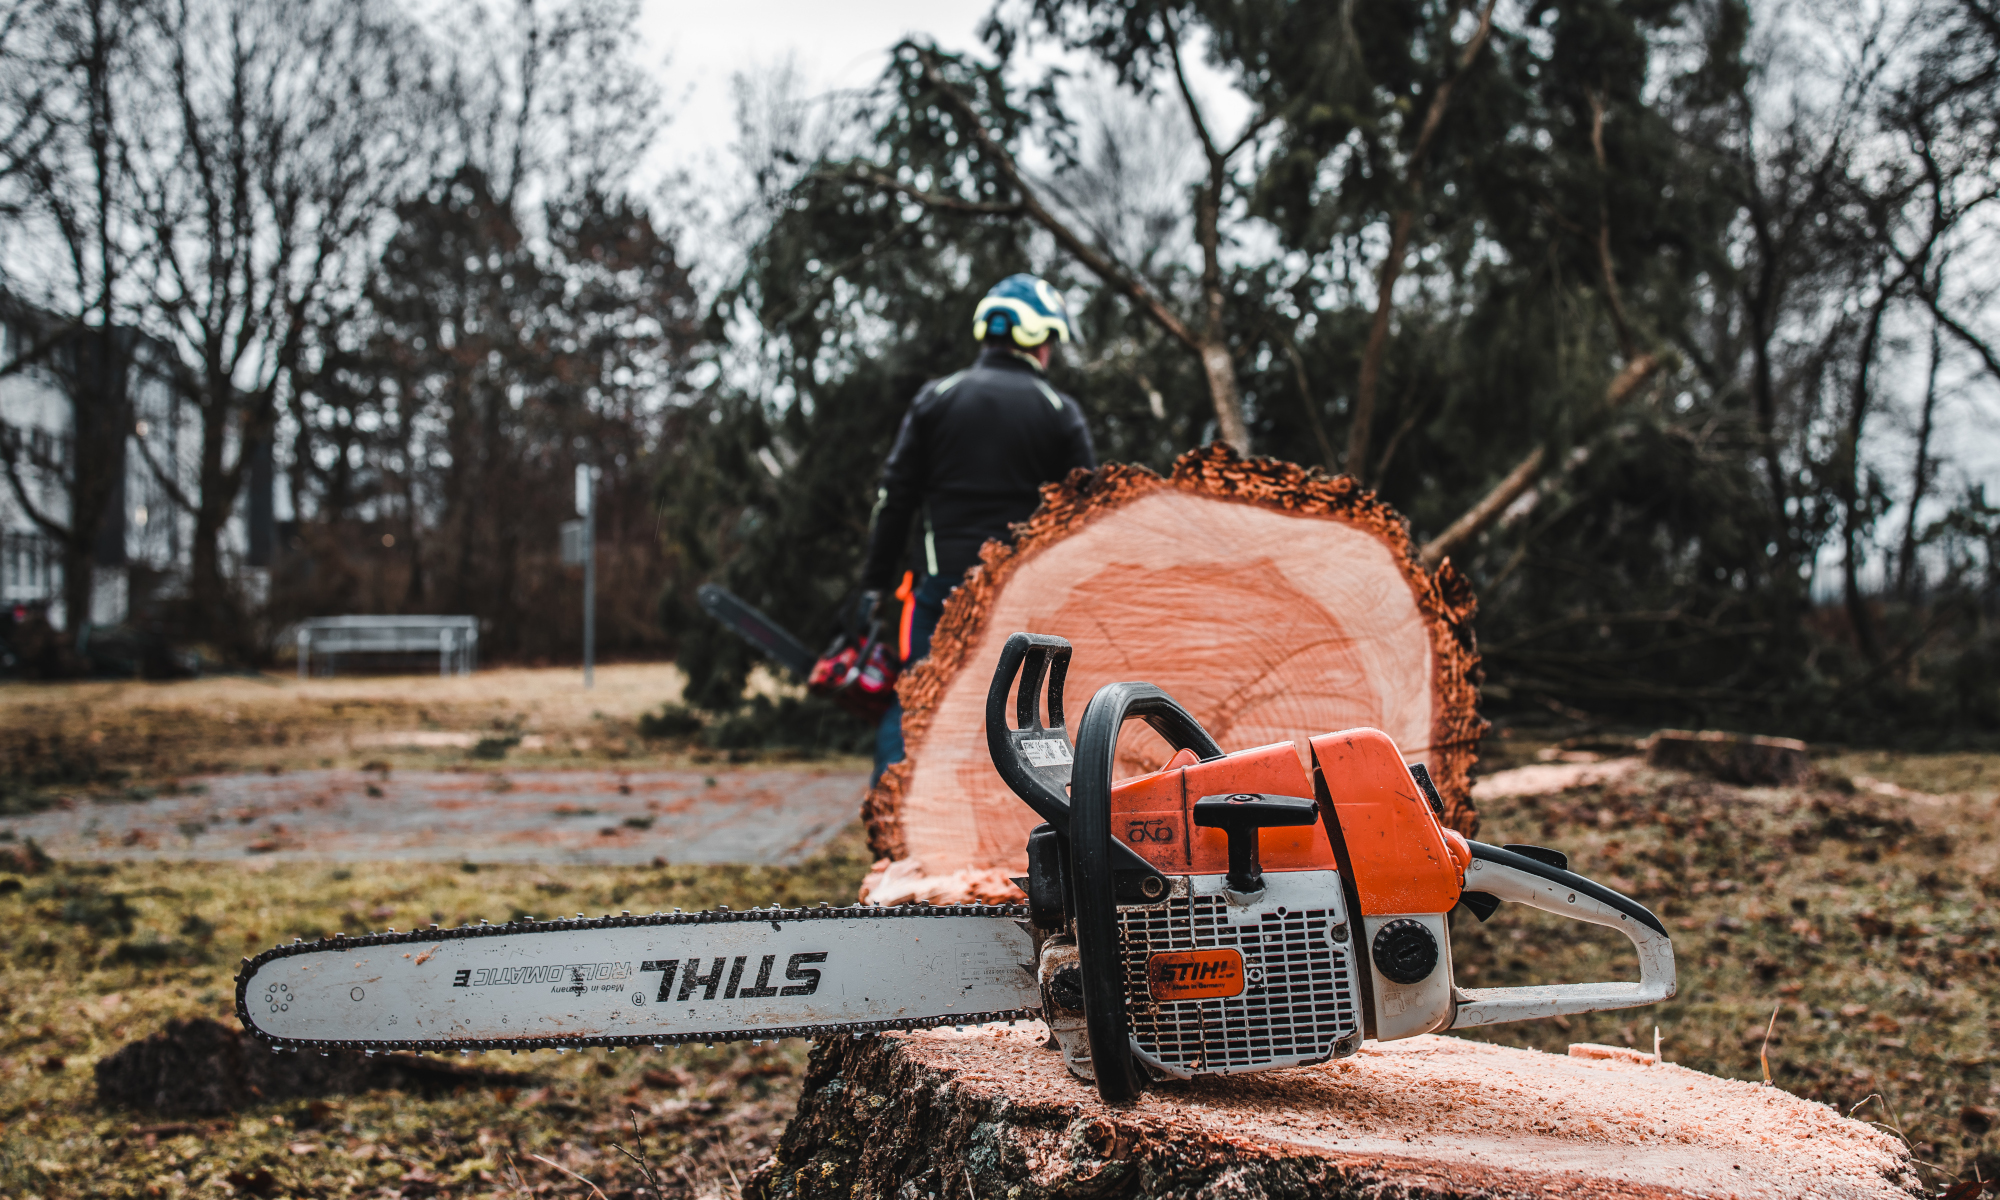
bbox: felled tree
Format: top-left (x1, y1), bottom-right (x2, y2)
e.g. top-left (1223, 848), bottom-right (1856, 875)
top-left (861, 445), bottom-right (1484, 904)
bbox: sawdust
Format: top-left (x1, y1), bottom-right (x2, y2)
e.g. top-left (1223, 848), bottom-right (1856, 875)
top-left (889, 1025), bottom-right (1917, 1198)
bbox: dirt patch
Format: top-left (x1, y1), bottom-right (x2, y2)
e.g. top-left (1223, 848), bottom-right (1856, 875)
top-left (0, 663), bottom-right (859, 816)
top-left (1, 766), bottom-right (866, 865)
top-left (95, 1018), bottom-right (536, 1116)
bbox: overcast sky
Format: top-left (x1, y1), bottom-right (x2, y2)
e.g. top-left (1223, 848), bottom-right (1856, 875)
top-left (625, 0), bottom-right (1996, 557)
top-left (636, 0), bottom-right (992, 184)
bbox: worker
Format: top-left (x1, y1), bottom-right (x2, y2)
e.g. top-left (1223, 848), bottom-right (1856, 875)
top-left (858, 273), bottom-right (1096, 784)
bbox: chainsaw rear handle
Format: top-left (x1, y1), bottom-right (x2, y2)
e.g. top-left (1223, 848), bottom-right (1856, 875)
top-left (1448, 842), bottom-right (1676, 1030)
top-left (1070, 679), bottom-right (1225, 1105)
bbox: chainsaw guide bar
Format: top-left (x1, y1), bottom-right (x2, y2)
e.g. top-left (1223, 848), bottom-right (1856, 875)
top-left (235, 904), bottom-right (1040, 1055)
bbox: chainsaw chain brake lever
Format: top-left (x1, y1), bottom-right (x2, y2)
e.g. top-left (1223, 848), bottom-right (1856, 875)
top-left (1448, 842), bottom-right (1677, 1030)
top-left (985, 632), bottom-right (1079, 832)
top-left (984, 634), bottom-right (1168, 888)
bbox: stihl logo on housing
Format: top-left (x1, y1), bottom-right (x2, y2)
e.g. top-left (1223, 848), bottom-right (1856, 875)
top-left (638, 953), bottom-right (826, 1002)
top-left (1146, 948), bottom-right (1246, 1001)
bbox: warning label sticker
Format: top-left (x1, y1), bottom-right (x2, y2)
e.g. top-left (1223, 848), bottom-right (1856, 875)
top-left (1020, 738), bottom-right (1074, 768)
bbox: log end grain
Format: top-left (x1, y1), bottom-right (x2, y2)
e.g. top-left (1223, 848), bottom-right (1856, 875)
top-left (864, 445), bottom-right (1488, 901)
top-left (749, 1025), bottom-right (1917, 1200)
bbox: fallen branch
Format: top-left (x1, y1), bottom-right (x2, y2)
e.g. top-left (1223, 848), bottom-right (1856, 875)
top-left (1419, 353), bottom-right (1659, 568)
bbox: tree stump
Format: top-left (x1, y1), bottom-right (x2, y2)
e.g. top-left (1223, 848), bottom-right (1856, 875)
top-left (747, 1027), bottom-right (1917, 1200)
top-left (861, 445), bottom-right (1485, 905)
top-left (1644, 730), bottom-right (1812, 786)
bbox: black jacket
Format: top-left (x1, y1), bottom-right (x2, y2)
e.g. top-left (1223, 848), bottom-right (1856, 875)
top-left (861, 347), bottom-right (1096, 590)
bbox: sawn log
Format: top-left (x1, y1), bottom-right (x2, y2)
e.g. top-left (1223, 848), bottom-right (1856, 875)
top-left (862, 444), bottom-right (1486, 905)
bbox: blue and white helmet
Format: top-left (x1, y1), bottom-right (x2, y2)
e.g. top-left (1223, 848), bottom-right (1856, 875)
top-left (972, 273), bottom-right (1073, 348)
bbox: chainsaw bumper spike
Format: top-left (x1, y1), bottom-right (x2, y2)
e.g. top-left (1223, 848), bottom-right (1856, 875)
top-left (236, 631), bottom-right (1674, 1109)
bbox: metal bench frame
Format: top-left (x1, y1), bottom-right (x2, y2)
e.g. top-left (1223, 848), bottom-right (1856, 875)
top-left (295, 615), bottom-right (478, 678)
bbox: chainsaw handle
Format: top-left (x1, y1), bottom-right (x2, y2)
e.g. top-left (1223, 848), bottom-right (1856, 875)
top-left (1070, 680), bottom-right (1224, 1105)
top-left (985, 633), bottom-right (1077, 832)
top-left (1448, 842), bottom-right (1677, 1031)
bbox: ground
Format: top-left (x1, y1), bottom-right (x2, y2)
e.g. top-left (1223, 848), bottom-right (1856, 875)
top-left (1451, 742), bottom-right (1999, 1186)
top-left (0, 671), bottom-right (1994, 1197)
top-left (0, 663), bottom-right (824, 815)
top-left (0, 828), bottom-right (875, 1200)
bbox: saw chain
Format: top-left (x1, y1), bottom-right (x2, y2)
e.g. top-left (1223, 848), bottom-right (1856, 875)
top-left (235, 902), bottom-right (1039, 1055)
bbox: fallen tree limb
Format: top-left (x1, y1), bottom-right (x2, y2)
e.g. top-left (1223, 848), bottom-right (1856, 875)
top-left (1419, 353), bottom-right (1661, 569)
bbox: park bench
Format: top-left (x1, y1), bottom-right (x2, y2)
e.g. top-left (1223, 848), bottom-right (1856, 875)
top-left (294, 615), bottom-right (478, 678)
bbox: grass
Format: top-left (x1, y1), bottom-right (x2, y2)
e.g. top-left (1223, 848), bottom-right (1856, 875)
top-left (1448, 760), bottom-right (2000, 1185)
top-left (0, 825), bottom-right (874, 1200)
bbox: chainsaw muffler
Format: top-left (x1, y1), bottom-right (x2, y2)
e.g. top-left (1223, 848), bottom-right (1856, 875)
top-left (986, 632), bottom-right (1676, 1105)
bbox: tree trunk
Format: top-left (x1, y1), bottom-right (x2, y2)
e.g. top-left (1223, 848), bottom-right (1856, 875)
top-left (862, 444), bottom-right (1485, 905)
top-left (1841, 295), bottom-right (1890, 661)
top-left (189, 385), bottom-right (236, 634)
top-left (746, 1028), bottom-right (1917, 1200)
top-left (1198, 341), bottom-right (1249, 453)
top-left (1895, 327), bottom-right (1941, 599)
top-left (1349, 210), bottom-right (1416, 481)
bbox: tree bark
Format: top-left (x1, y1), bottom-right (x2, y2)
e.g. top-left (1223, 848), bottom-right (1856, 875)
top-left (861, 444), bottom-right (1485, 905)
top-left (747, 1028), bottom-right (1917, 1200)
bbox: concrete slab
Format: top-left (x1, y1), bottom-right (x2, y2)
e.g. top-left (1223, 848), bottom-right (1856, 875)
top-left (0, 768), bottom-right (867, 866)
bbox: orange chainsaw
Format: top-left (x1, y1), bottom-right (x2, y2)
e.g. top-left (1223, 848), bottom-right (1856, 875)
top-left (235, 633), bottom-right (1674, 1106)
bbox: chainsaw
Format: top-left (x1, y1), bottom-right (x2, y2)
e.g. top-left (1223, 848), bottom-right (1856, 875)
top-left (696, 583), bottom-right (898, 720)
top-left (237, 633), bottom-right (1675, 1104)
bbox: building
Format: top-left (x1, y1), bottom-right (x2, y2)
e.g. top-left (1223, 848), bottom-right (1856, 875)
top-left (0, 295), bottom-right (271, 633)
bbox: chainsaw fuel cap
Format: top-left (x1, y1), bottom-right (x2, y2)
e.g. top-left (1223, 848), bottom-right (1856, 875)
top-left (1371, 918), bottom-right (1440, 985)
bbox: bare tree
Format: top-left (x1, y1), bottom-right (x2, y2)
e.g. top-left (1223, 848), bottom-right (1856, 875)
top-left (115, 0), bottom-right (435, 635)
top-left (0, 0), bottom-right (146, 635)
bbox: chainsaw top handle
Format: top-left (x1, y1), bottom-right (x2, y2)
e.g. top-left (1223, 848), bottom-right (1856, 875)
top-left (1070, 678), bottom-right (1225, 1105)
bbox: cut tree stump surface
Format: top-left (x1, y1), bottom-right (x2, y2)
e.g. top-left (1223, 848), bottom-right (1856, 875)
top-left (863, 447), bottom-right (1484, 904)
top-left (751, 1026), bottom-right (1916, 1200)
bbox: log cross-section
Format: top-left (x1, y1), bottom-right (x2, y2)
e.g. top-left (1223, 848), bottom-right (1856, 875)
top-left (861, 445), bottom-right (1486, 905)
